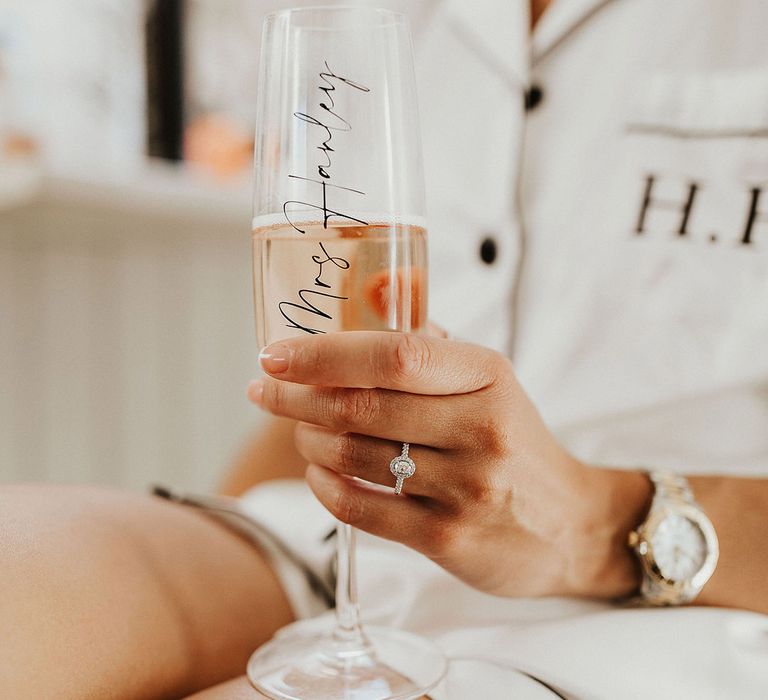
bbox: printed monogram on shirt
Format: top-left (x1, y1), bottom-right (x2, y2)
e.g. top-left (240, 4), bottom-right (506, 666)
top-left (634, 175), bottom-right (768, 247)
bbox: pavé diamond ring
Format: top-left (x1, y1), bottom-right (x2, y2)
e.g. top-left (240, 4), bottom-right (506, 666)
top-left (389, 443), bottom-right (416, 495)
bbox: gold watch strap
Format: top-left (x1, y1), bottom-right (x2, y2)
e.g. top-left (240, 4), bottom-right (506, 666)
top-left (631, 470), bottom-right (718, 606)
top-left (649, 470), bottom-right (695, 506)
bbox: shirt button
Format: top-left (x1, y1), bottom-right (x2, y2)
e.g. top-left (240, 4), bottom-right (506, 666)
top-left (524, 84), bottom-right (544, 112)
top-left (479, 237), bottom-right (498, 265)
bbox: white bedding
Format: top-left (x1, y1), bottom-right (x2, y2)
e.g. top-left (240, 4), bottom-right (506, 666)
top-left (242, 479), bottom-right (768, 699)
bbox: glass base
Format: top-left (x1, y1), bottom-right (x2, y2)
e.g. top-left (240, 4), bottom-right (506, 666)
top-left (247, 626), bottom-right (447, 700)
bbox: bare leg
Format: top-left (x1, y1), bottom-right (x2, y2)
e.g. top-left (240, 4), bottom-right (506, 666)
top-left (0, 484), bottom-right (294, 699)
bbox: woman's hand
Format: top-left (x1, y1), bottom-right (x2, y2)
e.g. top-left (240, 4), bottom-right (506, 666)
top-left (248, 331), bottom-right (650, 600)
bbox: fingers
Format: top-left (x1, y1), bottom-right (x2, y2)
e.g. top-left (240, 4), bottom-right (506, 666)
top-left (294, 423), bottom-right (443, 497)
top-left (305, 463), bottom-right (449, 555)
top-left (249, 378), bottom-right (472, 447)
top-left (258, 331), bottom-right (502, 395)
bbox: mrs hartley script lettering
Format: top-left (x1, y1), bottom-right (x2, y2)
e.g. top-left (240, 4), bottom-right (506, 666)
top-left (279, 62), bottom-right (371, 335)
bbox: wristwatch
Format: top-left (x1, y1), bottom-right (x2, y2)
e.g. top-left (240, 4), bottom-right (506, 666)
top-left (628, 471), bottom-right (719, 605)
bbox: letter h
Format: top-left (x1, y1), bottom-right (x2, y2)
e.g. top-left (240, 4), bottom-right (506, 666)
top-left (635, 175), bottom-right (699, 237)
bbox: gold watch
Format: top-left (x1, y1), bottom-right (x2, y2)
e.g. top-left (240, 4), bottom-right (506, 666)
top-left (628, 471), bottom-right (719, 605)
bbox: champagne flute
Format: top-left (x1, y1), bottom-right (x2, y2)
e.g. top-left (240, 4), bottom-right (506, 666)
top-left (247, 6), bottom-right (447, 700)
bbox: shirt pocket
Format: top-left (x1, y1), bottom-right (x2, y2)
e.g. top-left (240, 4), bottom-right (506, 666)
top-left (622, 70), bottom-right (768, 245)
top-left (604, 70), bottom-right (768, 390)
top-left (628, 70), bottom-right (768, 138)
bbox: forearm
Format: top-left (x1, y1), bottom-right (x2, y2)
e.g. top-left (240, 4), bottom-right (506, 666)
top-left (573, 468), bottom-right (768, 614)
top-left (219, 416), bottom-right (307, 496)
top-left (566, 467), bottom-right (652, 600)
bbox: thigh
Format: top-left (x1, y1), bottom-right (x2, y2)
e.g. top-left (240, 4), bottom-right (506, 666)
top-left (0, 484), bottom-right (294, 699)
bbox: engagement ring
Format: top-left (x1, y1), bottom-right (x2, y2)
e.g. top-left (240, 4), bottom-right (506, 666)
top-left (390, 443), bottom-right (416, 495)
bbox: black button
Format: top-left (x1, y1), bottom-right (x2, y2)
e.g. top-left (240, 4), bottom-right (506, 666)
top-left (479, 237), bottom-right (497, 265)
top-left (524, 84), bottom-right (544, 112)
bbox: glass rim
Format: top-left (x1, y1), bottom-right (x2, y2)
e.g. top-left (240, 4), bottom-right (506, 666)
top-left (263, 5), bottom-right (407, 25)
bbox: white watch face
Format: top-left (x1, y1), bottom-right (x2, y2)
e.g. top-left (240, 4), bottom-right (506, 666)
top-left (651, 513), bottom-right (707, 582)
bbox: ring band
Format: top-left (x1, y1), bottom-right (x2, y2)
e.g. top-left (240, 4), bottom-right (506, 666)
top-left (390, 443), bottom-right (416, 495)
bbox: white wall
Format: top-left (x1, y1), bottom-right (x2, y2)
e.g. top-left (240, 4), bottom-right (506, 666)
top-left (0, 0), bottom-right (437, 491)
top-left (0, 166), bottom-right (262, 492)
top-left (0, 0), bottom-right (146, 171)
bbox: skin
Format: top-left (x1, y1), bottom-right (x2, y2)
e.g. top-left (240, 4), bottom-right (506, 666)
top-left (248, 331), bottom-right (650, 600)
top-left (4, 5), bottom-right (565, 698)
top-left (5, 336), bottom-right (766, 700)
top-left (248, 330), bottom-right (768, 614)
top-left (0, 485), bottom-right (293, 699)
top-left (6, 2), bottom-right (768, 698)
top-left (220, 415), bottom-right (306, 496)
top-left (530, 0), bottom-right (551, 28)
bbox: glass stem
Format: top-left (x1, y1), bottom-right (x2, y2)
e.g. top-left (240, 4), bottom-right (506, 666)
top-left (332, 522), bottom-right (368, 648)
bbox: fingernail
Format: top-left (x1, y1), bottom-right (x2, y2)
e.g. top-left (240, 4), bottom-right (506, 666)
top-left (259, 344), bottom-right (291, 374)
top-left (247, 380), bottom-right (264, 405)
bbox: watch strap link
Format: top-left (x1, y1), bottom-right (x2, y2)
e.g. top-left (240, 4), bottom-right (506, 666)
top-left (631, 470), bottom-right (717, 607)
top-left (649, 470), bottom-right (695, 506)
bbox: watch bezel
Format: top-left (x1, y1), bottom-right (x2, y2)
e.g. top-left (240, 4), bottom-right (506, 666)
top-left (634, 502), bottom-right (719, 600)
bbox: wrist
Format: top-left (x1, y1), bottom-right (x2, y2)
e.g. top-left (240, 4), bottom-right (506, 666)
top-left (564, 466), bottom-right (652, 599)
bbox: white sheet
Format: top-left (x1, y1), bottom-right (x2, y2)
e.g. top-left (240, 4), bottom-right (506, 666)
top-left (242, 479), bottom-right (768, 699)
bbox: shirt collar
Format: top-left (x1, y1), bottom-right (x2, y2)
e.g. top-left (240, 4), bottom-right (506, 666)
top-left (444, 0), bottom-right (530, 87)
top-left (532, 0), bottom-right (616, 63)
top-left (443, 0), bottom-right (615, 86)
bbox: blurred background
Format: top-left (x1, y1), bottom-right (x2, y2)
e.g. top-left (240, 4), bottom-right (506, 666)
top-left (0, 0), bottom-right (334, 492)
top-left (0, 0), bottom-right (429, 494)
